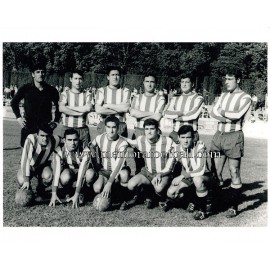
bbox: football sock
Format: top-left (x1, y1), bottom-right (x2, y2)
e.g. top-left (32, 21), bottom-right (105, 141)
top-left (229, 184), bottom-right (242, 210)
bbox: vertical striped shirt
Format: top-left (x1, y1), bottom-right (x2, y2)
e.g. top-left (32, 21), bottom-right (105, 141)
top-left (164, 91), bottom-right (203, 132)
top-left (131, 93), bottom-right (166, 128)
top-left (60, 89), bottom-right (92, 128)
top-left (92, 133), bottom-right (128, 180)
top-left (136, 135), bottom-right (173, 174)
top-left (210, 90), bottom-right (251, 132)
top-left (21, 134), bottom-right (60, 177)
top-left (161, 141), bottom-right (208, 178)
top-left (96, 86), bottom-right (131, 122)
top-left (52, 145), bottom-right (92, 192)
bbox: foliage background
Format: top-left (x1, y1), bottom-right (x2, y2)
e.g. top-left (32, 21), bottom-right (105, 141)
top-left (3, 42), bottom-right (268, 104)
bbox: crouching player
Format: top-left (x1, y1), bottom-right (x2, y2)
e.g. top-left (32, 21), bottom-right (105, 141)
top-left (165, 125), bottom-right (211, 220)
top-left (86, 116), bottom-right (131, 204)
top-left (121, 118), bottom-right (174, 211)
top-left (17, 123), bottom-right (60, 201)
top-left (49, 128), bottom-right (94, 208)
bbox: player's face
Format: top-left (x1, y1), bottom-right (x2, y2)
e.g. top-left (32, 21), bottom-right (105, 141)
top-left (32, 70), bottom-right (46, 83)
top-left (144, 125), bottom-right (158, 141)
top-left (65, 134), bottom-right (79, 151)
top-left (143, 76), bottom-right (156, 93)
top-left (181, 78), bottom-right (193, 94)
top-left (107, 70), bottom-right (120, 87)
top-left (37, 130), bottom-right (50, 146)
top-left (225, 75), bottom-right (240, 92)
top-left (105, 121), bottom-right (118, 140)
top-left (70, 73), bottom-right (83, 90)
top-left (179, 132), bottom-right (193, 150)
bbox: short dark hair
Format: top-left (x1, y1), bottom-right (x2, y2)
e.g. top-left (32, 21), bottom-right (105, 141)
top-left (225, 67), bottom-right (242, 80)
top-left (30, 63), bottom-right (46, 73)
top-left (144, 73), bottom-right (157, 82)
top-left (37, 123), bottom-right (53, 135)
top-left (143, 118), bottom-right (159, 129)
top-left (70, 70), bottom-right (84, 78)
top-left (105, 115), bottom-right (120, 128)
top-left (178, 125), bottom-right (195, 139)
top-left (180, 72), bottom-right (195, 84)
top-left (64, 128), bottom-right (79, 138)
top-left (106, 66), bottom-right (122, 76)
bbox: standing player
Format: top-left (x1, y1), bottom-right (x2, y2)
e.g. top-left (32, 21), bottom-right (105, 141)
top-left (59, 70), bottom-right (92, 148)
top-left (210, 68), bottom-right (251, 218)
top-left (11, 63), bottom-right (60, 147)
top-left (121, 119), bottom-right (173, 211)
top-left (164, 73), bottom-right (204, 143)
top-left (95, 66), bottom-right (131, 137)
top-left (130, 74), bottom-right (166, 173)
top-left (165, 125), bottom-right (211, 220)
top-left (16, 124), bottom-right (61, 200)
top-left (85, 116), bottom-right (131, 203)
top-left (49, 128), bottom-right (94, 208)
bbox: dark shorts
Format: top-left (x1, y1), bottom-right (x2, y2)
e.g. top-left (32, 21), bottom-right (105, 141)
top-left (98, 166), bottom-right (131, 180)
top-left (169, 130), bottom-right (199, 144)
top-left (97, 121), bottom-right (127, 137)
top-left (210, 130), bottom-right (244, 158)
top-left (139, 167), bottom-right (172, 183)
top-left (30, 161), bottom-right (52, 179)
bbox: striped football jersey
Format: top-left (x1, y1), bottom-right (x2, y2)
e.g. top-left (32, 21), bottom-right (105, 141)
top-left (96, 86), bottom-right (131, 122)
top-left (131, 93), bottom-right (166, 128)
top-left (21, 134), bottom-right (60, 177)
top-left (210, 90), bottom-right (251, 132)
top-left (60, 89), bottom-right (92, 128)
top-left (164, 91), bottom-right (203, 132)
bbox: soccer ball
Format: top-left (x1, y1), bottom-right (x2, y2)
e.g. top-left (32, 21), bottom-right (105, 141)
top-left (93, 193), bottom-right (111, 212)
top-left (15, 189), bottom-right (35, 207)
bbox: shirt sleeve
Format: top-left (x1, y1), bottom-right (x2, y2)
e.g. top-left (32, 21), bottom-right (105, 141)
top-left (180, 96), bottom-right (204, 121)
top-left (155, 96), bottom-right (166, 113)
top-left (108, 144), bottom-right (128, 183)
top-left (220, 94), bottom-right (251, 120)
top-left (21, 137), bottom-right (34, 179)
top-left (51, 148), bottom-right (62, 192)
top-left (95, 88), bottom-right (105, 106)
top-left (75, 148), bottom-right (92, 193)
top-left (59, 90), bottom-right (68, 105)
top-left (11, 85), bottom-right (25, 118)
top-left (210, 95), bottom-right (228, 122)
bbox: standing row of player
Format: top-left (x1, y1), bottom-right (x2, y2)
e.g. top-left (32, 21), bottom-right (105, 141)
top-left (11, 64), bottom-right (252, 219)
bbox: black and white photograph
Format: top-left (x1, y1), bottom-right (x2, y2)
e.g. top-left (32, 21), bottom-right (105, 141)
top-left (2, 41), bottom-right (267, 227)
top-left (0, 1), bottom-right (269, 270)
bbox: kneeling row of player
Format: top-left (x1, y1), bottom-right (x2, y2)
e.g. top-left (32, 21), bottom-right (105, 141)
top-left (17, 116), bottom-right (213, 220)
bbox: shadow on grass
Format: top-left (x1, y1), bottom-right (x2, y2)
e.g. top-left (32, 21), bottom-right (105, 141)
top-left (217, 179), bottom-right (267, 213)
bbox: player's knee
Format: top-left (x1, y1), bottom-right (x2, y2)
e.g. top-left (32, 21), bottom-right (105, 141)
top-left (41, 167), bottom-right (52, 187)
top-left (85, 169), bottom-right (96, 186)
top-left (93, 182), bottom-right (102, 194)
top-left (120, 170), bottom-right (130, 187)
top-left (167, 186), bottom-right (176, 199)
top-left (60, 170), bottom-right (73, 186)
top-left (154, 184), bottom-right (164, 195)
top-left (127, 179), bottom-right (137, 191)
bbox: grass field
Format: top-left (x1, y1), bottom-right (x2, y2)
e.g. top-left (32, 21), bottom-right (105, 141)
top-left (2, 119), bottom-right (268, 227)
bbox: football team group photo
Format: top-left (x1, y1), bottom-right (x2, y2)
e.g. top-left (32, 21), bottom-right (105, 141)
top-left (2, 42), bottom-right (267, 227)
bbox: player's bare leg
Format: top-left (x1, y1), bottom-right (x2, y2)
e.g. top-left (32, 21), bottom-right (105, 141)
top-left (85, 168), bottom-right (96, 188)
top-left (93, 174), bottom-right (106, 194)
top-left (226, 158), bottom-right (242, 218)
top-left (192, 176), bottom-right (209, 220)
top-left (60, 168), bottom-right (75, 199)
top-left (213, 155), bottom-right (227, 187)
